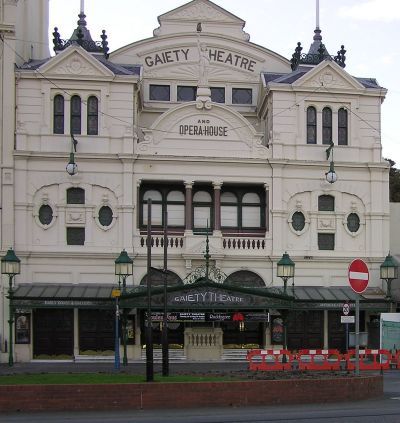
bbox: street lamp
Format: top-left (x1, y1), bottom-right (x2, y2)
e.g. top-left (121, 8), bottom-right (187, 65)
top-left (277, 252), bottom-right (295, 295)
top-left (1, 248), bottom-right (21, 366)
top-left (115, 249), bottom-right (133, 367)
top-left (66, 135), bottom-right (78, 176)
top-left (325, 141), bottom-right (337, 184)
top-left (380, 253), bottom-right (398, 309)
top-left (277, 252), bottom-right (295, 357)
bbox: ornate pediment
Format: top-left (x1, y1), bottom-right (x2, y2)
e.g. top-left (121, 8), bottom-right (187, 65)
top-left (293, 61), bottom-right (365, 91)
top-left (154, 0), bottom-right (249, 40)
top-left (38, 45), bottom-right (115, 79)
top-left (138, 103), bottom-right (267, 159)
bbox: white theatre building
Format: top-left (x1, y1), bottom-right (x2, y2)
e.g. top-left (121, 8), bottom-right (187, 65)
top-left (0, 0), bottom-right (394, 363)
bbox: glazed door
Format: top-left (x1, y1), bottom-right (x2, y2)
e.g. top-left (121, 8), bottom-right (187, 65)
top-left (79, 309), bottom-right (115, 353)
top-left (33, 309), bottom-right (73, 357)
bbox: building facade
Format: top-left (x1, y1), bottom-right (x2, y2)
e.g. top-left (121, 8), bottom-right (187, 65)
top-left (0, 0), bottom-right (393, 363)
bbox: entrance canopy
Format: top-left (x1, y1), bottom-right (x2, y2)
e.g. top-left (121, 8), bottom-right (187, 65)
top-left (121, 278), bottom-right (293, 310)
top-left (10, 282), bottom-right (390, 312)
top-left (12, 284), bottom-right (114, 309)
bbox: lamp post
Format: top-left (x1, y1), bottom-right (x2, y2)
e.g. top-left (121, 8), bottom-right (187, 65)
top-left (325, 141), bottom-right (337, 184)
top-left (277, 252), bottom-right (295, 295)
top-left (115, 249), bottom-right (133, 367)
top-left (66, 135), bottom-right (78, 176)
top-left (277, 252), bottom-right (295, 356)
top-left (1, 248), bottom-right (21, 367)
top-left (380, 253), bottom-right (398, 311)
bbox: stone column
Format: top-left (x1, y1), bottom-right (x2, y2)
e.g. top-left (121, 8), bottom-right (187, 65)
top-left (184, 181), bottom-right (193, 234)
top-left (213, 182), bottom-right (222, 235)
top-left (264, 183), bottom-right (269, 233)
top-left (73, 308), bottom-right (79, 358)
top-left (323, 310), bottom-right (329, 349)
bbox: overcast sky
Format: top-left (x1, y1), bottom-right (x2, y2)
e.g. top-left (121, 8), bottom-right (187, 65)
top-left (49, 0), bottom-right (400, 165)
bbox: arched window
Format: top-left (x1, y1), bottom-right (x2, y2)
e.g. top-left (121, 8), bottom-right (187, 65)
top-left (167, 190), bottom-right (185, 227)
top-left (53, 95), bottom-right (64, 134)
top-left (67, 187), bottom-right (85, 204)
top-left (70, 95), bottom-right (81, 135)
top-left (221, 190), bottom-right (263, 231)
top-left (224, 270), bottom-right (265, 288)
top-left (140, 269), bottom-right (183, 287)
top-left (142, 190), bottom-right (162, 226)
top-left (306, 106), bottom-right (317, 144)
top-left (322, 107), bottom-right (332, 145)
top-left (338, 108), bottom-right (348, 145)
top-left (193, 190), bottom-right (212, 232)
top-left (318, 195), bottom-right (335, 211)
top-left (221, 192), bottom-right (238, 227)
top-left (87, 96), bottom-right (98, 135)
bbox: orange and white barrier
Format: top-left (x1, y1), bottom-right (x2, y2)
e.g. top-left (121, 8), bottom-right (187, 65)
top-left (246, 349), bottom-right (293, 371)
top-left (297, 349), bottom-right (342, 371)
top-left (344, 349), bottom-right (392, 371)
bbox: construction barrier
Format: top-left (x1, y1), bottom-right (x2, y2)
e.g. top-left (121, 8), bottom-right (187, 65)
top-left (246, 349), bottom-right (293, 371)
top-left (297, 349), bottom-right (342, 371)
top-left (246, 348), bottom-right (400, 372)
top-left (394, 350), bottom-right (400, 370)
top-left (344, 349), bottom-right (392, 371)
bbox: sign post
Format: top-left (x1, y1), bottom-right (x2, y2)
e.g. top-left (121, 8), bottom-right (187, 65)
top-left (348, 259), bottom-right (369, 376)
top-left (342, 302), bottom-right (350, 352)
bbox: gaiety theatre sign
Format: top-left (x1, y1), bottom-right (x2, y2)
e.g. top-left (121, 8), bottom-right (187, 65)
top-left (144, 47), bottom-right (258, 72)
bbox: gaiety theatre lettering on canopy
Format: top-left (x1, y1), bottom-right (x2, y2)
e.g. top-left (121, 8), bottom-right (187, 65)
top-left (144, 48), bottom-right (258, 72)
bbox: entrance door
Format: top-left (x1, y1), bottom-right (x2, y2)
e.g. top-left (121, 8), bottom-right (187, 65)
top-left (222, 321), bottom-right (263, 347)
top-left (33, 309), bottom-right (73, 357)
top-left (79, 309), bottom-right (115, 353)
top-left (287, 310), bottom-right (323, 350)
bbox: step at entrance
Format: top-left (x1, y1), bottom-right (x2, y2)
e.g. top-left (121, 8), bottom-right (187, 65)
top-left (141, 348), bottom-right (186, 362)
top-left (221, 349), bottom-right (249, 361)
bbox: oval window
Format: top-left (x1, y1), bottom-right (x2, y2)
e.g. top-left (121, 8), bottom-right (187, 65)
top-left (347, 213), bottom-right (360, 233)
top-left (98, 206), bottom-right (113, 227)
top-left (292, 211), bottom-right (305, 231)
top-left (38, 205), bottom-right (53, 225)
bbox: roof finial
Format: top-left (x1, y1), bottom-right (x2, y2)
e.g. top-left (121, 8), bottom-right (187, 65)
top-left (78, 0), bottom-right (87, 27)
top-left (316, 0), bottom-right (320, 30)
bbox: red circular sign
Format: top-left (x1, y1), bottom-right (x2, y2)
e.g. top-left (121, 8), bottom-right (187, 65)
top-left (348, 259), bottom-right (369, 294)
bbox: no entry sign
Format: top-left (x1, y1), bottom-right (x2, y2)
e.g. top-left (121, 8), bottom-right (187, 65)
top-left (348, 259), bottom-right (369, 294)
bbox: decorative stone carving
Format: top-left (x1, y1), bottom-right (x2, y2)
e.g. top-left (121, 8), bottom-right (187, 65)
top-left (51, 58), bottom-right (98, 76)
top-left (66, 208), bottom-right (86, 224)
top-left (317, 217), bottom-right (336, 230)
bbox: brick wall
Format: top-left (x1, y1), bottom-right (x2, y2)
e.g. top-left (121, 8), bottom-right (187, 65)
top-left (0, 376), bottom-right (383, 412)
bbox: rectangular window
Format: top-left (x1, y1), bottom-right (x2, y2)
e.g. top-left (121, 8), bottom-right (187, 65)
top-left (67, 227), bottom-right (85, 245)
top-left (167, 204), bottom-right (185, 226)
top-left (194, 207), bottom-right (211, 229)
top-left (221, 206), bottom-right (237, 227)
top-left (142, 204), bottom-right (162, 225)
top-left (177, 86), bottom-right (196, 102)
top-left (149, 85), bottom-right (170, 101)
top-left (232, 88), bottom-right (252, 104)
top-left (318, 233), bottom-right (335, 250)
top-left (242, 206), bottom-right (261, 228)
top-left (211, 87), bottom-right (225, 103)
